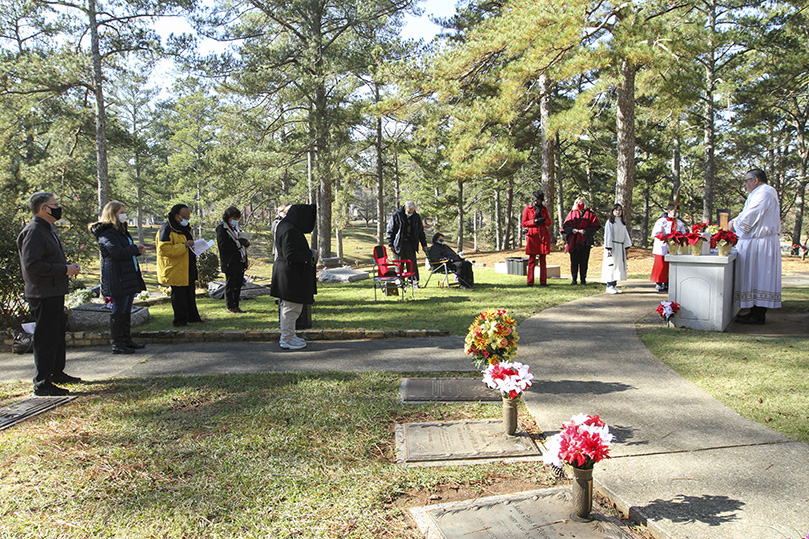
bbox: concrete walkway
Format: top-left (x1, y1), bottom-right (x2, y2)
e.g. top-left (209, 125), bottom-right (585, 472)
top-left (1, 279), bottom-right (808, 539)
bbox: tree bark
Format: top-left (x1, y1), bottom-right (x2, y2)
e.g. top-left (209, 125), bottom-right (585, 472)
top-left (540, 74), bottom-right (555, 236)
top-left (702, 0), bottom-right (717, 223)
top-left (672, 134), bottom-right (681, 201)
top-left (457, 178), bottom-right (464, 252)
top-left (89, 0), bottom-right (110, 215)
top-left (616, 59), bottom-right (636, 224)
top-left (375, 83), bottom-right (385, 244)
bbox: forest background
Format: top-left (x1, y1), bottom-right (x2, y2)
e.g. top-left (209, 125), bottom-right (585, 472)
top-left (1, 0), bottom-right (808, 315)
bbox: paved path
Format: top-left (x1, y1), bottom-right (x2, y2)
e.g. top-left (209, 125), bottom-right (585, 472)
top-left (1, 279), bottom-right (808, 539)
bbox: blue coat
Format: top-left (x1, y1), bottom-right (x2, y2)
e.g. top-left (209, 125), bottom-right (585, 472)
top-left (91, 222), bottom-right (146, 297)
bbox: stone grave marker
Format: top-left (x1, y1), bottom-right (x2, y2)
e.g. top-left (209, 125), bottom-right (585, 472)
top-left (400, 377), bottom-right (501, 403)
top-left (410, 487), bottom-right (634, 539)
top-left (396, 419), bottom-right (540, 465)
top-left (0, 396), bottom-right (76, 431)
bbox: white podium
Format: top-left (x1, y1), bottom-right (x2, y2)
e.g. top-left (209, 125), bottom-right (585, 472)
top-left (666, 251), bottom-right (738, 332)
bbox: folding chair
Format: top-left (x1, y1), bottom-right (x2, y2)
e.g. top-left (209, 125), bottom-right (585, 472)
top-left (372, 245), bottom-right (416, 301)
top-left (423, 246), bottom-right (459, 288)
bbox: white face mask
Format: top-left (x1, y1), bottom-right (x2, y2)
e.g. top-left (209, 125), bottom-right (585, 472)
top-left (179, 218), bottom-right (189, 227)
top-left (437, 240), bottom-right (444, 245)
top-left (405, 211), bottom-right (414, 217)
top-left (230, 219), bottom-right (239, 227)
top-left (118, 213), bottom-right (127, 223)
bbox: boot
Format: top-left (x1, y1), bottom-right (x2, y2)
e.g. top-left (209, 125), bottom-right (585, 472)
top-left (122, 312), bottom-right (145, 349)
top-left (110, 314), bottom-right (134, 354)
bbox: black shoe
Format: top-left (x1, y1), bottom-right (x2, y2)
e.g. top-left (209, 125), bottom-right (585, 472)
top-left (34, 383), bottom-right (70, 397)
top-left (112, 344), bottom-right (135, 354)
top-left (539, 283), bottom-right (548, 287)
top-left (51, 372), bottom-right (82, 384)
top-left (581, 280), bottom-right (587, 285)
top-left (735, 311), bottom-right (752, 323)
top-left (571, 280), bottom-right (578, 285)
top-left (126, 341), bottom-right (146, 350)
top-left (227, 308), bottom-right (246, 313)
top-left (737, 316), bottom-right (765, 325)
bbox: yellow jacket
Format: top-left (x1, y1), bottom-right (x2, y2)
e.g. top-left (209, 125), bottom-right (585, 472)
top-left (156, 222), bottom-right (190, 286)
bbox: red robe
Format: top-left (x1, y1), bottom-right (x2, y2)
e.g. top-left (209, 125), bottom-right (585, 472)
top-left (522, 204), bottom-right (551, 255)
top-left (562, 208), bottom-right (600, 253)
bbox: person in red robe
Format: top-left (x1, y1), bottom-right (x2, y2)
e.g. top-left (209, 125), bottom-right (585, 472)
top-left (521, 190), bottom-right (551, 286)
top-left (562, 197), bottom-right (601, 285)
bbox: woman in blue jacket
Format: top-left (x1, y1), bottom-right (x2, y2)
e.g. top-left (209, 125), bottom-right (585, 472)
top-left (91, 201), bottom-right (147, 354)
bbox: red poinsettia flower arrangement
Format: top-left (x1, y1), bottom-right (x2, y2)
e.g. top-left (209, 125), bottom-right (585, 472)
top-left (691, 222), bottom-right (709, 233)
top-left (684, 232), bottom-right (705, 245)
top-left (710, 230), bottom-right (738, 249)
top-left (656, 301), bottom-right (680, 320)
top-left (655, 231), bottom-right (686, 244)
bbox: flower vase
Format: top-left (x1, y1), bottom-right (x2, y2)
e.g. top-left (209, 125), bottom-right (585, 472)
top-left (717, 243), bottom-right (731, 257)
top-left (689, 241), bottom-right (702, 256)
top-left (667, 240), bottom-right (679, 256)
top-left (571, 466), bottom-right (594, 521)
top-left (502, 396), bottom-right (518, 435)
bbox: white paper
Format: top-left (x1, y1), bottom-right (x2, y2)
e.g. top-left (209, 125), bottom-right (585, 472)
top-left (190, 238), bottom-right (215, 257)
top-left (21, 322), bottom-right (36, 333)
top-left (240, 231), bottom-right (253, 240)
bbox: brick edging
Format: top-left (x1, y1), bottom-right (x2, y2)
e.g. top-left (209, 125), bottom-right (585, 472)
top-left (3, 328), bottom-right (451, 349)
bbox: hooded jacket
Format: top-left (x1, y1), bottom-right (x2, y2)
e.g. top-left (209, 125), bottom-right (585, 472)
top-left (270, 204), bottom-right (317, 305)
top-left (156, 211), bottom-right (197, 287)
top-left (91, 222), bottom-right (146, 297)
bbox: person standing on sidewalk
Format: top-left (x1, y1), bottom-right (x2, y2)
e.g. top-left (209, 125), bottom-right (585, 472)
top-left (216, 206), bottom-right (250, 314)
top-left (156, 204), bottom-right (203, 327)
top-left (271, 204), bottom-right (317, 350)
top-left (562, 197), bottom-right (600, 285)
top-left (17, 191), bottom-right (82, 396)
top-left (650, 203), bottom-right (685, 293)
top-left (386, 201), bottom-right (428, 286)
top-left (600, 203), bottom-right (632, 294)
top-left (91, 201), bottom-right (147, 354)
top-left (522, 190), bottom-right (551, 287)
top-left (729, 168), bottom-right (782, 324)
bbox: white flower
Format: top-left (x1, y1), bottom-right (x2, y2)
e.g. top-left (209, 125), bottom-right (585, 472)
top-left (542, 433), bottom-right (563, 468)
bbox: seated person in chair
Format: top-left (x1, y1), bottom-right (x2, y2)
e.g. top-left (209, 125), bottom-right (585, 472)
top-left (428, 233), bottom-right (474, 289)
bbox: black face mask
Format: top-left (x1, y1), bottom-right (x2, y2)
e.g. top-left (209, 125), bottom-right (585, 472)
top-left (48, 206), bottom-right (62, 221)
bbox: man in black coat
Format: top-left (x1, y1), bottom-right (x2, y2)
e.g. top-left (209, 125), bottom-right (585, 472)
top-left (271, 204), bottom-right (317, 350)
top-left (386, 200), bottom-right (427, 285)
top-left (16, 192), bottom-right (82, 396)
top-left (428, 233), bottom-right (474, 289)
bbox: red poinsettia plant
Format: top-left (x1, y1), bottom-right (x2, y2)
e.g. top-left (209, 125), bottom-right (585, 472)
top-left (710, 229), bottom-right (738, 249)
top-left (684, 232), bottom-right (705, 245)
top-left (656, 301), bottom-right (680, 320)
top-left (656, 231), bottom-right (686, 245)
top-left (543, 414), bottom-right (613, 470)
top-left (691, 222), bottom-right (709, 233)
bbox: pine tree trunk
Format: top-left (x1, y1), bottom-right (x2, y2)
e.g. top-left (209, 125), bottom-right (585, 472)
top-left (540, 74), bottom-right (555, 236)
top-left (457, 178), bottom-right (464, 252)
top-left (375, 84), bottom-right (385, 244)
top-left (616, 59), bottom-right (636, 224)
top-left (89, 0), bottom-right (110, 215)
top-left (702, 0), bottom-right (717, 223)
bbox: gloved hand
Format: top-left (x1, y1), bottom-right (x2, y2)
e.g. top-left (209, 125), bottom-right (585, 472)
top-left (535, 216), bottom-right (547, 226)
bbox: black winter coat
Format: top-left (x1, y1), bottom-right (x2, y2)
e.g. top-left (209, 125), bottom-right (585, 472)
top-left (91, 222), bottom-right (146, 297)
top-left (270, 204), bottom-right (317, 305)
top-left (386, 207), bottom-right (427, 255)
top-left (16, 216), bottom-right (70, 299)
top-left (215, 222), bottom-right (249, 274)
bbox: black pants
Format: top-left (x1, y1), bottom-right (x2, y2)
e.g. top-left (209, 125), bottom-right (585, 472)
top-left (28, 295), bottom-right (67, 390)
top-left (395, 243), bottom-right (420, 282)
top-left (171, 285), bottom-right (201, 326)
top-left (570, 246), bottom-right (591, 283)
top-left (451, 260), bottom-right (474, 288)
top-left (225, 269), bottom-right (244, 310)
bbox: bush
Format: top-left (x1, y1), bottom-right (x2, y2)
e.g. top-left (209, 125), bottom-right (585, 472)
top-left (0, 214), bottom-right (28, 329)
top-left (196, 250), bottom-right (220, 287)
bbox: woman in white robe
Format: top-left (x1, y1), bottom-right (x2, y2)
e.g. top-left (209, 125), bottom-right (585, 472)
top-left (601, 203), bottom-right (632, 294)
top-left (729, 169), bottom-right (781, 324)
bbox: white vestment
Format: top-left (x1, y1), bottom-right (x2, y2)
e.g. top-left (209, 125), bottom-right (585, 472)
top-left (651, 216), bottom-right (685, 256)
top-left (601, 218), bottom-right (633, 283)
top-left (733, 184), bottom-right (781, 309)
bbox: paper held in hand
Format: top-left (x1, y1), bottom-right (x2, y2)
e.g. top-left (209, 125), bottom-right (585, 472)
top-left (240, 231), bottom-right (253, 240)
top-left (190, 238), bottom-right (215, 256)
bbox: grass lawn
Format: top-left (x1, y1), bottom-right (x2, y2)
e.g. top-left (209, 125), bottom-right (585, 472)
top-left (639, 287), bottom-right (809, 444)
top-left (0, 372), bottom-right (563, 538)
top-left (136, 267), bottom-right (604, 335)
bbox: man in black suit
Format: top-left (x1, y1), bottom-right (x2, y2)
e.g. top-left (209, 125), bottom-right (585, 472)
top-left (17, 192), bottom-right (82, 396)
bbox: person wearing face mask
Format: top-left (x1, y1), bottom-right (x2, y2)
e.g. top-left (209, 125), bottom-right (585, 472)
top-left (428, 233), bottom-right (474, 289)
top-left (521, 190), bottom-right (551, 287)
top-left (386, 200), bottom-right (428, 286)
top-left (651, 203), bottom-right (686, 292)
top-left (156, 203), bottom-right (203, 327)
top-left (600, 203), bottom-right (632, 294)
top-left (216, 206), bottom-right (251, 313)
top-left (90, 201), bottom-right (148, 353)
top-left (17, 191), bottom-right (82, 396)
top-left (562, 197), bottom-right (601, 285)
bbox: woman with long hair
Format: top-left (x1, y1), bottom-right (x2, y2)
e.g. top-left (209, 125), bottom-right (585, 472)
top-left (600, 203), bottom-right (632, 294)
top-left (216, 206), bottom-right (250, 313)
top-left (562, 197), bottom-right (600, 285)
top-left (90, 201), bottom-right (147, 354)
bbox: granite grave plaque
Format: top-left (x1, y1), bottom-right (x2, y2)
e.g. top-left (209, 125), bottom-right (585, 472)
top-left (396, 419), bottom-right (540, 464)
top-left (400, 377), bottom-right (501, 403)
top-left (0, 396), bottom-right (76, 431)
top-left (410, 488), bottom-right (634, 539)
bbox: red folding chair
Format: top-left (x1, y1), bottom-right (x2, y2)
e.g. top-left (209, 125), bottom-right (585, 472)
top-left (372, 245), bottom-right (416, 301)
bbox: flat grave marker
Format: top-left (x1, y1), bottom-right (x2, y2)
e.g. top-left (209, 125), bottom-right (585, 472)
top-left (0, 396), bottom-right (76, 431)
top-left (400, 377), bottom-right (501, 403)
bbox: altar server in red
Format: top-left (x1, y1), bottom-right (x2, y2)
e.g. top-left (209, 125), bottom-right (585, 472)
top-left (522, 190), bottom-right (551, 286)
top-left (562, 197), bottom-right (600, 285)
top-left (650, 203), bottom-right (685, 293)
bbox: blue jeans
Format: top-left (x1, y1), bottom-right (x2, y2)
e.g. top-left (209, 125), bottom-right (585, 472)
top-left (111, 294), bottom-right (135, 315)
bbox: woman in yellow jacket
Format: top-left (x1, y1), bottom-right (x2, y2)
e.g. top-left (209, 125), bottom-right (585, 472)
top-left (156, 204), bottom-right (202, 327)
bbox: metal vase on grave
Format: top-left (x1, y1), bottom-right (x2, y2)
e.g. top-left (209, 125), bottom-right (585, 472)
top-left (571, 466), bottom-right (594, 521)
top-left (502, 396), bottom-right (518, 435)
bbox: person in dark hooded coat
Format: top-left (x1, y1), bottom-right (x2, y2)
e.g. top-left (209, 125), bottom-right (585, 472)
top-left (270, 204), bottom-right (317, 349)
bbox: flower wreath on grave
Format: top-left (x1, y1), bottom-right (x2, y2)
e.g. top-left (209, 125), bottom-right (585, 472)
top-left (464, 309), bottom-right (520, 370)
top-left (482, 361), bottom-right (533, 400)
top-left (543, 413), bottom-right (613, 472)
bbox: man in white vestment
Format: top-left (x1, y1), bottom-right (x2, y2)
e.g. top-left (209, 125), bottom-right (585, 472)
top-left (729, 168), bottom-right (782, 325)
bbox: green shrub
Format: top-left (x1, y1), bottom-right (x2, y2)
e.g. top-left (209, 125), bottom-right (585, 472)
top-left (0, 215), bottom-right (27, 329)
top-left (196, 250), bottom-right (220, 287)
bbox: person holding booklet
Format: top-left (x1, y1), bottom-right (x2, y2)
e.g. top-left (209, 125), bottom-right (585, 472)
top-left (156, 203), bottom-right (204, 327)
top-left (216, 206), bottom-right (251, 313)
